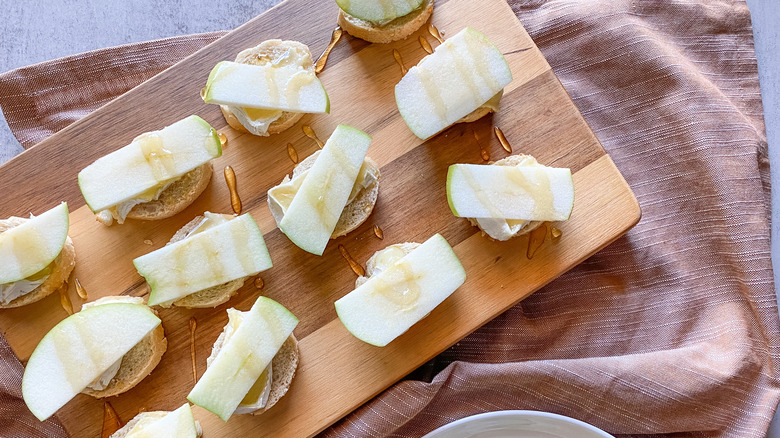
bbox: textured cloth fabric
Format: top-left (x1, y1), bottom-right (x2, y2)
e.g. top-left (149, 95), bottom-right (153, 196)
top-left (0, 1), bottom-right (776, 438)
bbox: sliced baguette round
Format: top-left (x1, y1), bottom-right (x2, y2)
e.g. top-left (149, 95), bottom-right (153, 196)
top-left (208, 328), bottom-right (299, 415)
top-left (81, 299), bottom-right (167, 398)
top-left (338, 0), bottom-right (434, 44)
top-left (159, 215), bottom-right (247, 309)
top-left (269, 150), bottom-right (380, 239)
top-left (125, 163), bottom-right (213, 222)
top-left (219, 40), bottom-right (314, 136)
top-left (0, 217), bottom-right (76, 309)
top-left (109, 410), bottom-right (203, 438)
top-left (467, 154), bottom-right (544, 241)
top-left (355, 242), bottom-right (420, 288)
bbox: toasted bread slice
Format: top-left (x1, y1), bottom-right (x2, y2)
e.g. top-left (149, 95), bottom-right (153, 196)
top-left (156, 215), bottom-right (247, 309)
top-left (467, 154), bottom-right (544, 241)
top-left (81, 298), bottom-right (167, 398)
top-left (0, 217), bottom-right (75, 309)
top-left (338, 0), bottom-right (434, 44)
top-left (268, 150), bottom-right (380, 239)
top-left (207, 328), bottom-right (299, 415)
top-left (110, 410), bottom-right (203, 438)
top-left (219, 40), bottom-right (314, 136)
top-left (124, 163), bottom-right (213, 222)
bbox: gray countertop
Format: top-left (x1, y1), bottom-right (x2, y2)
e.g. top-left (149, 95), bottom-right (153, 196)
top-left (1, 0), bottom-right (778, 435)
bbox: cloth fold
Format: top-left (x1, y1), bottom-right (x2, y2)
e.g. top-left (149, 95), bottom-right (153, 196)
top-left (0, 1), bottom-right (776, 437)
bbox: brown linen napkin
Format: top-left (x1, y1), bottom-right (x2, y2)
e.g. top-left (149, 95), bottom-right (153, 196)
top-left (0, 1), bottom-right (776, 437)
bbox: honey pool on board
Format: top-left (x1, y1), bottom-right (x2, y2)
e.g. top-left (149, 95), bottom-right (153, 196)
top-left (315, 26), bottom-right (343, 74)
top-left (224, 166), bottom-right (242, 214)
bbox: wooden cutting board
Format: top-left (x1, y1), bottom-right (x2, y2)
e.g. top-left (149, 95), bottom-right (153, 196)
top-left (0, 0), bottom-right (640, 436)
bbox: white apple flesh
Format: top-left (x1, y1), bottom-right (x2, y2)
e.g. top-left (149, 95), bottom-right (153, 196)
top-left (78, 115), bottom-right (221, 213)
top-left (279, 125), bottom-right (372, 255)
top-left (395, 27), bottom-right (513, 140)
top-left (0, 202), bottom-right (69, 285)
top-left (22, 303), bottom-right (161, 421)
top-left (335, 0), bottom-right (424, 22)
top-left (447, 163), bottom-right (574, 221)
top-left (125, 404), bottom-right (198, 438)
top-left (203, 61), bottom-right (330, 114)
top-left (335, 234), bottom-right (466, 347)
top-left (187, 297), bottom-right (298, 422)
top-left (134, 213), bottom-right (273, 306)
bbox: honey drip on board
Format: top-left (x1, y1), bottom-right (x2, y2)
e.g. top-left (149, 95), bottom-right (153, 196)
top-left (302, 125), bottom-right (324, 148)
top-left (58, 283), bottom-right (73, 315)
top-left (287, 142), bottom-right (299, 163)
top-left (199, 87), bottom-right (207, 100)
top-left (219, 132), bottom-right (228, 147)
top-left (551, 227), bottom-right (562, 239)
top-left (224, 166), bottom-right (242, 214)
top-left (428, 23), bottom-right (444, 44)
top-left (494, 126), bottom-right (512, 153)
top-left (473, 130), bottom-right (490, 162)
top-left (75, 278), bottom-right (87, 300)
top-left (419, 36), bottom-right (434, 54)
top-left (315, 26), bottom-right (343, 74)
top-left (254, 275), bottom-right (264, 290)
top-left (374, 225), bottom-right (384, 240)
top-left (526, 222), bottom-right (549, 259)
top-left (189, 317), bottom-right (198, 384)
top-left (339, 245), bottom-right (366, 277)
top-left (101, 401), bottom-right (123, 438)
top-left (393, 49), bottom-right (408, 75)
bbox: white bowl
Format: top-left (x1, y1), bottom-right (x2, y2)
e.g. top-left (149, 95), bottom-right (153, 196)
top-left (422, 410), bottom-right (614, 438)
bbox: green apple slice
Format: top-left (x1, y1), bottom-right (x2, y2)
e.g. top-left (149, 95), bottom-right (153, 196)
top-left (395, 27), bottom-right (513, 140)
top-left (335, 0), bottom-right (424, 22)
top-left (279, 125), bottom-right (372, 255)
top-left (78, 115), bottom-right (221, 213)
top-left (335, 234), bottom-right (466, 347)
top-left (187, 297), bottom-right (298, 422)
top-left (0, 202), bottom-right (69, 285)
top-left (203, 61), bottom-right (330, 114)
top-left (126, 404), bottom-right (198, 438)
top-left (22, 303), bottom-right (161, 421)
top-left (134, 213), bottom-right (272, 306)
top-left (447, 163), bottom-right (574, 221)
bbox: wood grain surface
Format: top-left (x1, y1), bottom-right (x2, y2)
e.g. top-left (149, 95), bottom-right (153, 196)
top-left (0, 0), bottom-right (640, 436)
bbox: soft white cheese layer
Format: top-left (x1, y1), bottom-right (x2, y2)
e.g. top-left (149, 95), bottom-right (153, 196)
top-left (0, 277), bottom-right (48, 305)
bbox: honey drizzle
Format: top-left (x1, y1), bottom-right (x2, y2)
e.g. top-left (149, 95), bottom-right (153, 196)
top-left (219, 133), bottom-right (228, 147)
top-left (287, 142), bottom-right (299, 164)
top-left (339, 244), bottom-right (366, 277)
top-left (254, 276), bottom-right (264, 290)
top-left (199, 87), bottom-right (207, 100)
top-left (419, 36), bottom-right (434, 54)
top-left (494, 126), bottom-right (512, 153)
top-left (393, 49), bottom-right (407, 75)
top-left (526, 222), bottom-right (549, 259)
top-left (315, 27), bottom-right (343, 74)
top-left (551, 227), bottom-right (562, 239)
top-left (302, 125), bottom-right (324, 148)
top-left (224, 166), bottom-right (242, 214)
top-left (58, 282), bottom-right (73, 315)
top-left (75, 278), bottom-right (87, 300)
top-left (101, 401), bottom-right (123, 438)
top-left (428, 24), bottom-right (444, 44)
top-left (189, 317), bottom-right (197, 384)
top-left (473, 130), bottom-right (490, 162)
top-left (373, 225), bottom-right (384, 240)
